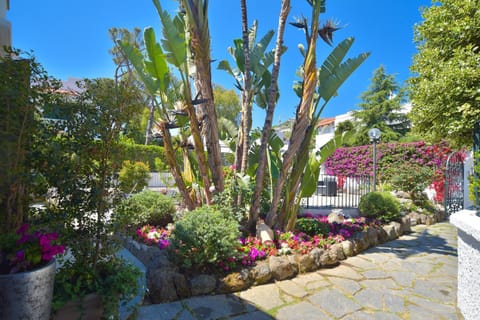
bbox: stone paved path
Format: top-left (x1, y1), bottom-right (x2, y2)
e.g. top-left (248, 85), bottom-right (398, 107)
top-left (136, 222), bottom-right (463, 320)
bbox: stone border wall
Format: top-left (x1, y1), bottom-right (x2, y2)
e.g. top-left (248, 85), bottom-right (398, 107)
top-left (122, 210), bottom-right (445, 304)
top-left (450, 209), bottom-right (480, 320)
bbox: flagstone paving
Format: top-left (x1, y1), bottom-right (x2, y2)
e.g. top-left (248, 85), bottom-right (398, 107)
top-left (136, 222), bottom-right (464, 319)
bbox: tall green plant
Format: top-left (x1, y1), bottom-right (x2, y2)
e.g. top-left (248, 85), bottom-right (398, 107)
top-left (38, 78), bottom-right (141, 316)
top-left (265, 0), bottom-right (370, 230)
top-left (0, 49), bottom-right (60, 234)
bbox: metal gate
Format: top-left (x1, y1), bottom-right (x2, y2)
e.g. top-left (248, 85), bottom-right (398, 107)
top-left (444, 151), bottom-right (465, 217)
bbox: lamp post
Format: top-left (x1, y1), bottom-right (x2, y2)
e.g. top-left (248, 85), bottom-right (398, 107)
top-left (368, 128), bottom-right (381, 191)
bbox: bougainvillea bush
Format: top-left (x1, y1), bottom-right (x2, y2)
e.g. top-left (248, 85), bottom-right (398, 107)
top-left (135, 214), bottom-right (380, 272)
top-left (324, 141), bottom-right (453, 201)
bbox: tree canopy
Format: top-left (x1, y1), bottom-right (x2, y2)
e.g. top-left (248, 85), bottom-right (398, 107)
top-left (351, 65), bottom-right (409, 146)
top-left (408, 0), bottom-right (480, 148)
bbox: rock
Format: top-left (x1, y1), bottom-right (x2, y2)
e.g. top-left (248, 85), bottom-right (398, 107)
top-left (320, 248), bottom-right (338, 266)
top-left (382, 225), bottom-right (397, 241)
top-left (250, 261), bottom-right (272, 285)
top-left (390, 221), bottom-right (402, 237)
top-left (217, 269), bottom-right (252, 293)
top-left (309, 248), bottom-right (324, 268)
top-left (329, 243), bottom-right (345, 261)
top-left (190, 274), bottom-right (216, 296)
top-left (341, 240), bottom-right (354, 257)
top-left (256, 220), bottom-right (274, 243)
top-left (425, 215), bottom-right (434, 225)
top-left (269, 256), bottom-right (297, 281)
top-left (377, 227), bottom-right (389, 243)
top-left (366, 228), bottom-right (379, 247)
top-left (400, 216), bottom-right (411, 234)
top-left (419, 214), bottom-right (428, 225)
top-left (327, 211), bottom-right (345, 224)
top-left (147, 269), bottom-right (189, 303)
top-left (394, 191), bottom-right (411, 199)
top-left (296, 253), bottom-right (317, 273)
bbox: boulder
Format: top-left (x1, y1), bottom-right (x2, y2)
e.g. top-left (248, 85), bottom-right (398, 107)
top-left (327, 211), bottom-right (345, 224)
top-left (147, 269), bottom-right (190, 303)
top-left (341, 240), bottom-right (354, 257)
top-left (309, 248), bottom-right (324, 268)
top-left (366, 227), bottom-right (379, 247)
top-left (390, 221), bottom-right (402, 237)
top-left (382, 225), bottom-right (397, 241)
top-left (190, 274), bottom-right (216, 296)
top-left (329, 243), bottom-right (345, 261)
top-left (295, 253), bottom-right (317, 273)
top-left (217, 269), bottom-right (252, 293)
top-left (269, 256), bottom-right (297, 281)
top-left (250, 261), bottom-right (272, 285)
top-left (400, 216), bottom-right (411, 234)
top-left (256, 220), bottom-right (274, 243)
top-left (320, 248), bottom-right (338, 266)
top-left (377, 227), bottom-right (389, 243)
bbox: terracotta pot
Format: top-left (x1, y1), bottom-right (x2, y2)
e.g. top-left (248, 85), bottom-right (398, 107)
top-left (53, 292), bottom-right (104, 320)
top-left (0, 259), bottom-right (56, 320)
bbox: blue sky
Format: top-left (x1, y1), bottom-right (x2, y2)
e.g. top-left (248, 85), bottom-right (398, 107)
top-left (8, 0), bottom-right (432, 128)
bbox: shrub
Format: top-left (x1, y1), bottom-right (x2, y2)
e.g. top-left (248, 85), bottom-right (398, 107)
top-left (118, 160), bottom-right (151, 193)
top-left (358, 191), bottom-right (401, 223)
top-left (115, 190), bottom-right (175, 230)
top-left (170, 206), bottom-right (240, 271)
top-left (116, 142), bottom-right (168, 171)
top-left (389, 163), bottom-right (433, 200)
top-left (294, 218), bottom-right (329, 237)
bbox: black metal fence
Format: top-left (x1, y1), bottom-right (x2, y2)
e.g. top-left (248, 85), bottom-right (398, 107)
top-left (301, 174), bottom-right (372, 209)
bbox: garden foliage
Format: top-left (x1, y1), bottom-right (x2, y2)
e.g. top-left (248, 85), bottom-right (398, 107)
top-left (325, 141), bottom-right (452, 201)
top-left (358, 191), bottom-right (401, 223)
top-left (116, 142), bottom-right (167, 172)
top-left (170, 207), bottom-right (240, 271)
top-left (116, 190), bottom-right (175, 230)
top-left (118, 160), bottom-right (151, 193)
top-left (294, 218), bottom-right (329, 237)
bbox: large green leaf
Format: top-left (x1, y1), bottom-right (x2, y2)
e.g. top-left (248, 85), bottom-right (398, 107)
top-left (144, 27), bottom-right (169, 92)
top-left (318, 38), bottom-right (370, 106)
top-left (152, 0), bottom-right (187, 69)
top-left (118, 40), bottom-right (158, 96)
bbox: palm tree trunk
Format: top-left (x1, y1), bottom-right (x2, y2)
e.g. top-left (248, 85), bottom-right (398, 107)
top-left (249, 0), bottom-right (291, 232)
top-left (236, 0), bottom-right (253, 176)
top-left (145, 98), bottom-right (155, 145)
top-left (266, 1), bottom-right (321, 229)
top-left (160, 122), bottom-right (196, 210)
top-left (182, 0), bottom-right (225, 193)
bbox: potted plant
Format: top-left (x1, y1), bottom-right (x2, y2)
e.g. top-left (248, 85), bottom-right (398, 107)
top-left (0, 49), bottom-right (66, 320)
top-left (35, 78), bottom-right (143, 318)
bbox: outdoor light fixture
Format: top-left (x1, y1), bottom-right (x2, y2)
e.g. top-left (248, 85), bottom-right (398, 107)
top-left (368, 128), bottom-right (381, 191)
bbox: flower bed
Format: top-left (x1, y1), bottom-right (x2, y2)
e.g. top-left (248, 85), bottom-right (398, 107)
top-left (134, 215), bottom-right (381, 272)
top-left (122, 213), bottom-right (425, 304)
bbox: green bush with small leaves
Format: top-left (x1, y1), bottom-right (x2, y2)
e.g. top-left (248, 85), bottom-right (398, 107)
top-left (115, 189), bottom-right (175, 230)
top-left (389, 163), bottom-right (433, 200)
top-left (358, 191), bottom-right (401, 223)
top-left (170, 206), bottom-right (240, 271)
top-left (118, 160), bottom-right (151, 193)
top-left (294, 218), bottom-right (329, 237)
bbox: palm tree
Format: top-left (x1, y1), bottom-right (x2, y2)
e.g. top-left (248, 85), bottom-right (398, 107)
top-left (180, 0), bottom-right (225, 193)
top-left (249, 0), bottom-right (291, 232)
top-left (264, 0), bottom-right (370, 230)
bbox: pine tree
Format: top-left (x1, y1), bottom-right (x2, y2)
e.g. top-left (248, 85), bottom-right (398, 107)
top-left (352, 65), bottom-right (409, 145)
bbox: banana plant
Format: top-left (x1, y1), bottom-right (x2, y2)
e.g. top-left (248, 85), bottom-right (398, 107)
top-left (265, 0), bottom-right (370, 230)
top-left (218, 20), bottom-right (279, 176)
top-left (176, 0), bottom-right (225, 193)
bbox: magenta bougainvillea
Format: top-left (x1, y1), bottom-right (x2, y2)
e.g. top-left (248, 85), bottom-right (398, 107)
top-left (324, 141), bottom-right (454, 202)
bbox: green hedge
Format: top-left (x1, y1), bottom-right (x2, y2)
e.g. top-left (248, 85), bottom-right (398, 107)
top-left (115, 142), bottom-right (167, 171)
